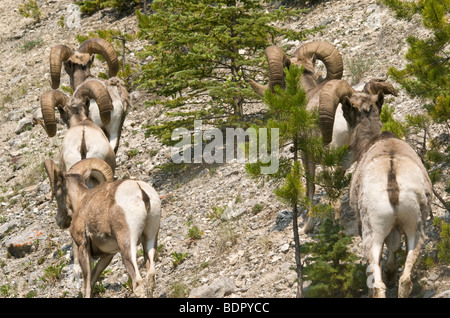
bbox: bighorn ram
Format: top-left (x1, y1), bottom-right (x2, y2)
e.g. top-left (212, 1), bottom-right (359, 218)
top-left (340, 86), bottom-right (432, 298)
top-left (250, 41), bottom-right (398, 232)
top-left (44, 158), bottom-right (161, 298)
top-left (40, 79), bottom-right (116, 188)
top-left (49, 37), bottom-right (130, 153)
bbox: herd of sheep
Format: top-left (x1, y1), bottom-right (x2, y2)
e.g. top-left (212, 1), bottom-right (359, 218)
top-left (38, 38), bottom-right (160, 298)
top-left (35, 38), bottom-right (432, 298)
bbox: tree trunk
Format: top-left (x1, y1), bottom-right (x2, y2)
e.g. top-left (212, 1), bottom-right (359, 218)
top-left (292, 137), bottom-right (303, 298)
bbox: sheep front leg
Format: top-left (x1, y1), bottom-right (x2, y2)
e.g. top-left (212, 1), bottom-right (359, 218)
top-left (90, 254), bottom-right (115, 290)
top-left (77, 242), bottom-right (94, 298)
top-left (71, 240), bottom-right (82, 286)
top-left (119, 242), bottom-right (146, 298)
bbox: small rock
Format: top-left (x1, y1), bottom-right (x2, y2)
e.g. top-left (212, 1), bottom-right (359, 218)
top-left (15, 117), bottom-right (33, 134)
top-left (188, 277), bottom-right (236, 298)
top-left (65, 4), bottom-right (82, 29)
top-left (5, 228), bottom-right (47, 258)
top-left (280, 243), bottom-right (290, 253)
top-left (434, 290), bottom-right (450, 298)
top-left (428, 272), bottom-right (439, 282)
top-left (271, 210), bottom-right (293, 232)
top-left (0, 219), bottom-right (20, 239)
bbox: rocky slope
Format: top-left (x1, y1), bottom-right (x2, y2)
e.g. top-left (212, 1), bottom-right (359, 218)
top-left (0, 0), bottom-right (449, 299)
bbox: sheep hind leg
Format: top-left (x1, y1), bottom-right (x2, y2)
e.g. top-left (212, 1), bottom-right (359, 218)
top-left (143, 237), bottom-right (157, 298)
top-left (398, 231), bottom-right (423, 298)
top-left (366, 240), bottom-right (386, 298)
top-left (119, 242), bottom-right (146, 298)
top-left (383, 228), bottom-right (401, 288)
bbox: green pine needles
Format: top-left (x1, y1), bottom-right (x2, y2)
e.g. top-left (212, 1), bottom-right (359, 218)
top-left (302, 217), bottom-right (367, 298)
top-left (135, 0), bottom-right (315, 145)
top-left (382, 0), bottom-right (449, 123)
top-left (382, 0), bottom-right (449, 213)
top-left (75, 0), bottom-right (140, 15)
top-left (246, 64), bottom-right (353, 297)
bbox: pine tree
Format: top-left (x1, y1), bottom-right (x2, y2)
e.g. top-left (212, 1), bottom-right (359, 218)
top-left (302, 217), bottom-right (367, 298)
top-left (382, 0), bottom-right (449, 123)
top-left (75, 0), bottom-right (141, 15)
top-left (382, 0), bottom-right (449, 212)
top-left (135, 0), bottom-right (315, 145)
top-left (246, 64), bottom-right (351, 297)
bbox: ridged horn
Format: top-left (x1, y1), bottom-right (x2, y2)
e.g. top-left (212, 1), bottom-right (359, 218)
top-left (363, 79), bottom-right (398, 96)
top-left (294, 41), bottom-right (343, 81)
top-left (249, 80), bottom-right (268, 97)
top-left (250, 46), bottom-right (290, 97)
top-left (319, 80), bottom-right (355, 144)
top-left (74, 80), bottom-right (113, 125)
top-left (266, 46), bottom-right (291, 92)
top-left (50, 45), bottom-right (74, 89)
top-left (68, 158), bottom-right (114, 182)
top-left (40, 90), bottom-right (69, 137)
top-left (78, 38), bottom-right (119, 78)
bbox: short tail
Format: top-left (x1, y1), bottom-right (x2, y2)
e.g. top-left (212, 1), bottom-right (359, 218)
top-left (387, 157), bottom-right (399, 207)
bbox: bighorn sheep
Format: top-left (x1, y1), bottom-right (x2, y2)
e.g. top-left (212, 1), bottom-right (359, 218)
top-left (250, 41), bottom-right (398, 232)
top-left (49, 37), bottom-right (130, 153)
top-left (44, 158), bottom-right (161, 298)
top-left (250, 41), bottom-right (345, 232)
top-left (40, 79), bottom-right (116, 188)
top-left (340, 86), bottom-right (432, 298)
top-left (250, 41), bottom-right (346, 146)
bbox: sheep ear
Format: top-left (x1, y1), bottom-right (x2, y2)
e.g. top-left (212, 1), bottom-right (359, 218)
top-left (342, 97), bottom-right (356, 128)
top-left (284, 58), bottom-right (291, 70)
top-left (88, 54), bottom-right (95, 67)
top-left (376, 90), bottom-right (384, 115)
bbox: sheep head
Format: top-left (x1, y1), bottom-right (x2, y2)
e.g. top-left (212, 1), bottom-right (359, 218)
top-left (44, 158), bottom-right (114, 229)
top-left (249, 41), bottom-right (344, 97)
top-left (340, 78), bottom-right (399, 131)
top-left (318, 79), bottom-right (355, 144)
top-left (292, 41), bottom-right (344, 81)
top-left (318, 78), bottom-right (398, 144)
top-left (40, 80), bottom-right (113, 137)
top-left (50, 37), bottom-right (119, 90)
top-left (341, 90), bottom-right (385, 130)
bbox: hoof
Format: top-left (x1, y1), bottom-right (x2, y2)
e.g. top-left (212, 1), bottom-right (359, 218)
top-left (398, 276), bottom-right (412, 298)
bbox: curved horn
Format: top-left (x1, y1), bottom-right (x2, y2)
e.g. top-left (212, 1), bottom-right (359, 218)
top-left (319, 80), bottom-right (355, 144)
top-left (69, 158), bottom-right (114, 182)
top-left (78, 38), bottom-right (119, 78)
top-left (266, 46), bottom-right (291, 92)
top-left (40, 90), bottom-right (69, 137)
top-left (294, 41), bottom-right (343, 81)
top-left (74, 80), bottom-right (113, 125)
top-left (363, 79), bottom-right (398, 96)
top-left (250, 46), bottom-right (290, 97)
top-left (50, 45), bottom-right (74, 89)
top-left (249, 80), bottom-right (268, 97)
